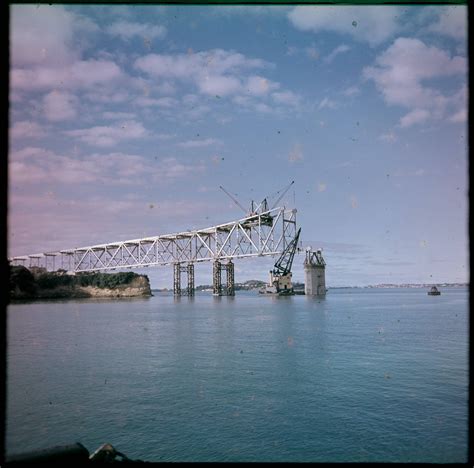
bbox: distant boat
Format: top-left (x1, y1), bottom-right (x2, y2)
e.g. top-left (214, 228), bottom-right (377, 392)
top-left (428, 286), bottom-right (441, 296)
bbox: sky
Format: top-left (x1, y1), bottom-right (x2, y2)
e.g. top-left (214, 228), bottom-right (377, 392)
top-left (8, 4), bottom-right (468, 287)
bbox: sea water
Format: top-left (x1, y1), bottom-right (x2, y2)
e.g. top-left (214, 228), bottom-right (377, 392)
top-left (6, 288), bottom-right (468, 462)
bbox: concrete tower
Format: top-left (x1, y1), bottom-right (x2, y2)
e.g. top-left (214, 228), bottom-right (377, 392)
top-left (304, 248), bottom-right (326, 296)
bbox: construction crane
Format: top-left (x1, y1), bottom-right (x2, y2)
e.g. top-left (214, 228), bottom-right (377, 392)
top-left (268, 180), bottom-right (295, 210)
top-left (260, 227), bottom-right (301, 295)
top-left (219, 185), bottom-right (273, 229)
top-left (251, 180), bottom-right (295, 215)
top-left (219, 186), bottom-right (248, 214)
top-left (220, 181), bottom-right (295, 217)
top-left (219, 181), bottom-right (296, 232)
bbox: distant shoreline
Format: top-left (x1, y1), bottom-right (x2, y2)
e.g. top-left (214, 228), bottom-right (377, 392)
top-left (332, 283), bottom-right (468, 289)
top-left (152, 282), bottom-right (468, 292)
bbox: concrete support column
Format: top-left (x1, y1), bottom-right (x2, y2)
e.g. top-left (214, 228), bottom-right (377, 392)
top-left (304, 265), bottom-right (326, 295)
top-left (304, 249), bottom-right (326, 296)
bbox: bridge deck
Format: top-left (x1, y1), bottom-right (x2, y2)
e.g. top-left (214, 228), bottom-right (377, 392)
top-left (9, 207), bottom-right (297, 273)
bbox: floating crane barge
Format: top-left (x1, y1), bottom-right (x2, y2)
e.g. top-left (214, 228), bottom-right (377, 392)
top-left (260, 228), bottom-right (301, 296)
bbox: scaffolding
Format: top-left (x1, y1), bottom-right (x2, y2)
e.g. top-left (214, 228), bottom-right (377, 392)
top-left (213, 260), bottom-right (235, 296)
top-left (173, 263), bottom-right (195, 296)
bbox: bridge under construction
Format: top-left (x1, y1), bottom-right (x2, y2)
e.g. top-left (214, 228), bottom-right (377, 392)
top-left (9, 206), bottom-right (298, 296)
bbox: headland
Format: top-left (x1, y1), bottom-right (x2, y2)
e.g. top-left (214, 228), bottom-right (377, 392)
top-left (9, 265), bottom-right (152, 300)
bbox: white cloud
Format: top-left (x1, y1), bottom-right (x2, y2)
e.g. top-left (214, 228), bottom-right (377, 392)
top-left (135, 49), bottom-right (266, 79)
top-left (43, 90), bottom-right (78, 121)
top-left (134, 96), bottom-right (179, 108)
top-left (448, 108), bottom-right (467, 123)
top-left (289, 143), bottom-right (303, 162)
top-left (105, 21), bottom-right (167, 40)
top-left (64, 120), bottom-right (148, 147)
top-left (178, 138), bottom-right (221, 149)
top-left (11, 59), bottom-right (124, 91)
top-left (232, 92), bottom-right (293, 115)
top-left (271, 91), bottom-right (301, 107)
top-left (306, 46), bottom-right (319, 60)
top-left (363, 37), bottom-right (467, 127)
top-left (324, 44), bottom-right (350, 63)
top-left (10, 147), bottom-right (102, 184)
top-left (133, 49), bottom-right (299, 111)
top-left (232, 95), bottom-right (251, 107)
top-left (427, 6), bottom-right (467, 40)
top-left (156, 133), bottom-right (176, 140)
top-left (198, 75), bottom-right (241, 96)
top-left (83, 89), bottom-right (130, 104)
top-left (10, 5), bottom-right (97, 67)
top-left (8, 192), bottom-right (215, 257)
top-left (399, 109), bottom-right (430, 128)
top-left (446, 85), bottom-right (468, 124)
top-left (134, 49), bottom-right (269, 97)
top-left (208, 5), bottom-right (291, 16)
top-left (9, 121), bottom-right (45, 139)
top-left (10, 4), bottom-right (130, 106)
top-left (152, 157), bottom-right (206, 180)
top-left (379, 131), bottom-right (397, 142)
top-left (254, 103), bottom-right (272, 114)
top-left (318, 97), bottom-right (337, 110)
top-left (350, 195), bottom-right (358, 209)
top-left (9, 146), bottom-right (206, 186)
top-left (342, 86), bottom-right (360, 97)
top-left (10, 146), bottom-right (56, 162)
top-left (103, 111), bottom-right (136, 120)
top-left (245, 75), bottom-right (279, 96)
top-left (288, 5), bottom-right (403, 46)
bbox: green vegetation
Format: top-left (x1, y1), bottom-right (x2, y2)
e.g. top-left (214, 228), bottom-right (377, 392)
top-left (36, 272), bottom-right (74, 289)
top-left (9, 265), bottom-right (151, 300)
top-left (75, 271), bottom-right (139, 289)
top-left (32, 270), bottom-right (140, 290)
top-left (9, 265), bottom-right (36, 296)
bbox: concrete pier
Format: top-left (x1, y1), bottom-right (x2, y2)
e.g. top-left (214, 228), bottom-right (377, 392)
top-left (304, 248), bottom-right (326, 296)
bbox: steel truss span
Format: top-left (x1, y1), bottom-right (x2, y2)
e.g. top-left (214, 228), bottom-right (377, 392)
top-left (9, 207), bottom-right (298, 273)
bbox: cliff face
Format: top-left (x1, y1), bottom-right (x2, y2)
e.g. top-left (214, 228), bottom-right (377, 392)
top-left (9, 266), bottom-right (152, 300)
top-left (79, 275), bottom-right (151, 298)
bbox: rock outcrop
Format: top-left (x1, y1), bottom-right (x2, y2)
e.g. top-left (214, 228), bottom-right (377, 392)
top-left (9, 265), bottom-right (152, 300)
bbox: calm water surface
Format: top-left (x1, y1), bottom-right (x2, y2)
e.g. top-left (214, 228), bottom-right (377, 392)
top-left (6, 288), bottom-right (469, 462)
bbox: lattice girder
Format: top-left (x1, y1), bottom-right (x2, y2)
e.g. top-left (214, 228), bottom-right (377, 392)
top-left (9, 207), bottom-right (297, 273)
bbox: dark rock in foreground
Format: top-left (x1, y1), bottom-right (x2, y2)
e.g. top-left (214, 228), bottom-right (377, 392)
top-left (9, 265), bottom-right (152, 300)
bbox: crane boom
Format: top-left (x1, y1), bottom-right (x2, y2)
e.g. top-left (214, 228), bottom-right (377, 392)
top-left (272, 227), bottom-right (301, 276)
top-left (270, 180), bottom-right (295, 210)
top-left (259, 227), bottom-right (301, 295)
top-left (219, 186), bottom-right (247, 214)
top-left (219, 181), bottom-right (295, 219)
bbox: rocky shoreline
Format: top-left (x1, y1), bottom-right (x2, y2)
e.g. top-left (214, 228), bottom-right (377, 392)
top-left (9, 265), bottom-right (152, 300)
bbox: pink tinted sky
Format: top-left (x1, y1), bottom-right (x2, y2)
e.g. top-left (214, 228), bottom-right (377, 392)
top-left (8, 4), bottom-right (468, 287)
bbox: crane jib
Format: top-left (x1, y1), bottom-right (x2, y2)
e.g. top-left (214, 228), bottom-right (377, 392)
top-left (272, 227), bottom-right (301, 276)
